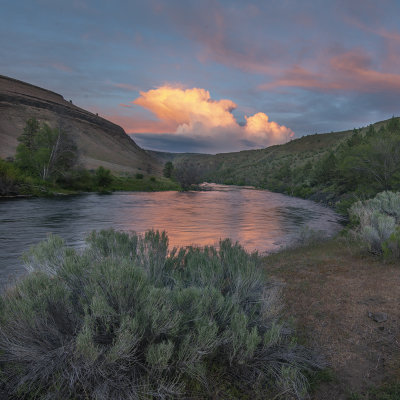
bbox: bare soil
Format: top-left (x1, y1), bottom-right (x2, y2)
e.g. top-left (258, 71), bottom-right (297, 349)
top-left (265, 238), bottom-right (400, 399)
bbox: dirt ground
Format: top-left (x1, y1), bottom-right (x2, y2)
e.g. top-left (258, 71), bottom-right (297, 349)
top-left (265, 238), bottom-right (400, 399)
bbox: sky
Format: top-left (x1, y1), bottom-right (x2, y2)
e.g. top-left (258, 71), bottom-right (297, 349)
top-left (1, 0), bottom-right (400, 154)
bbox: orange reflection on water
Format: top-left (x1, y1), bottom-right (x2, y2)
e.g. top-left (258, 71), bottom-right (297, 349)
top-left (109, 184), bottom-right (341, 253)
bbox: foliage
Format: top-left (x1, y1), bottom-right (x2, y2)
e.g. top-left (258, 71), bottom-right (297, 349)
top-left (16, 118), bottom-right (77, 181)
top-left (0, 230), bottom-right (324, 399)
top-left (57, 169), bottom-right (179, 193)
top-left (0, 159), bottom-right (25, 196)
top-left (95, 166), bottom-right (113, 188)
top-left (0, 158), bottom-right (51, 196)
top-left (173, 160), bottom-right (203, 190)
top-left (349, 191), bottom-right (400, 256)
top-left (163, 161), bottom-right (174, 178)
top-left (337, 125), bottom-right (400, 192)
top-left (18, 117), bottom-right (40, 150)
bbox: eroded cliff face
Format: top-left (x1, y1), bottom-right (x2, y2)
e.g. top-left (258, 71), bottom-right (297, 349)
top-left (0, 75), bottom-right (161, 174)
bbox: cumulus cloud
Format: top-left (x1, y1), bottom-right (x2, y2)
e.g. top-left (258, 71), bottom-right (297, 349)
top-left (132, 86), bottom-right (294, 152)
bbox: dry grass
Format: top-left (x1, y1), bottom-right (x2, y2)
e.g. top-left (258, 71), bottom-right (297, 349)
top-left (264, 237), bottom-right (400, 399)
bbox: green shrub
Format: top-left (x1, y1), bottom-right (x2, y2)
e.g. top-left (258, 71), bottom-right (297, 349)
top-left (382, 227), bottom-right (400, 259)
top-left (163, 161), bottom-right (174, 178)
top-left (349, 191), bottom-right (400, 255)
top-left (0, 158), bottom-right (35, 196)
top-left (0, 230), bottom-right (323, 399)
top-left (135, 173), bottom-right (144, 179)
top-left (95, 166), bottom-right (113, 188)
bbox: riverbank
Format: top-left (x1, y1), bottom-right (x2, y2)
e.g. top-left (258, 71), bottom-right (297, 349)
top-left (0, 158), bottom-right (180, 197)
top-left (264, 236), bottom-right (400, 399)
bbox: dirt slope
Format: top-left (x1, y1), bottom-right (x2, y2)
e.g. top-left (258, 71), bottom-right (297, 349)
top-left (0, 75), bottom-right (161, 175)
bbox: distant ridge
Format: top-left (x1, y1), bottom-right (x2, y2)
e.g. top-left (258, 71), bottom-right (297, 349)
top-left (0, 75), bottom-right (161, 174)
top-left (149, 116), bottom-right (399, 189)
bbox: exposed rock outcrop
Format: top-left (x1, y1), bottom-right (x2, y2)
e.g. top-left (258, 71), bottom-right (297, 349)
top-left (0, 75), bottom-right (160, 174)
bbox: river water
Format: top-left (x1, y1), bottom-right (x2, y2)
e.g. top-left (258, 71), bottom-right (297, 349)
top-left (0, 184), bottom-right (342, 286)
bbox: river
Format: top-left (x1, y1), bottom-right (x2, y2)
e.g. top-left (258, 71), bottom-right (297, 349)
top-left (0, 184), bottom-right (342, 287)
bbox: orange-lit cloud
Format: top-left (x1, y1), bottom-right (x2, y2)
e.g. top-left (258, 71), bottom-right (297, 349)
top-left (106, 114), bottom-right (176, 134)
top-left (132, 86), bottom-right (293, 149)
top-left (262, 50), bottom-right (400, 93)
top-left (134, 86), bottom-right (237, 128)
top-left (245, 113), bottom-right (294, 143)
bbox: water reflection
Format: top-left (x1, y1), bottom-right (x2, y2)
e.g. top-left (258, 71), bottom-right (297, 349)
top-left (0, 185), bottom-right (342, 285)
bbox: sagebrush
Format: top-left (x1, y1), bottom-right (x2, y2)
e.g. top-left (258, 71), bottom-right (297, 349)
top-left (0, 230), bottom-right (324, 399)
top-left (349, 191), bottom-right (400, 257)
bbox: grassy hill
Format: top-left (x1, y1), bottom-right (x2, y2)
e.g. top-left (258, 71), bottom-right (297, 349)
top-left (152, 125), bottom-right (358, 186)
top-left (0, 75), bottom-right (161, 175)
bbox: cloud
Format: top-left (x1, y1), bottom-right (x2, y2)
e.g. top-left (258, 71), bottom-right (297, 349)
top-left (131, 86), bottom-right (293, 152)
top-left (50, 62), bottom-right (73, 73)
top-left (112, 82), bottom-right (139, 91)
top-left (262, 49), bottom-right (400, 93)
top-left (245, 113), bottom-right (294, 143)
top-left (133, 86), bottom-right (237, 128)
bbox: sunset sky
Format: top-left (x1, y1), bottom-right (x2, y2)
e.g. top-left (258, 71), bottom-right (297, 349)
top-left (2, 0), bottom-right (400, 153)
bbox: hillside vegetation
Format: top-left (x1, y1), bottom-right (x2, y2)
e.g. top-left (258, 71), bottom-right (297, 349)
top-left (0, 118), bottom-right (178, 196)
top-left (163, 117), bottom-right (400, 213)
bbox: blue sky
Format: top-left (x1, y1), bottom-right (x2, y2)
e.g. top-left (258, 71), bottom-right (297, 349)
top-left (2, 0), bottom-right (400, 153)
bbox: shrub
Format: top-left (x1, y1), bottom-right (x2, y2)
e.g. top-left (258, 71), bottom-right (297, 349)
top-left (382, 227), bottom-right (400, 259)
top-left (349, 191), bottom-right (400, 255)
top-left (0, 230), bottom-right (323, 399)
top-left (95, 166), bottom-right (113, 188)
top-left (163, 161), bottom-right (174, 178)
top-left (135, 173), bottom-right (143, 179)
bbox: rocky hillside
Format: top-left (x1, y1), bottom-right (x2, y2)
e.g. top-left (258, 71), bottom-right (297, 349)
top-left (0, 75), bottom-right (161, 175)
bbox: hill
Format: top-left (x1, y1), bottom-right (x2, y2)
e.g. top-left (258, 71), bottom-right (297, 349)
top-left (0, 75), bottom-right (161, 175)
top-left (152, 117), bottom-right (400, 210)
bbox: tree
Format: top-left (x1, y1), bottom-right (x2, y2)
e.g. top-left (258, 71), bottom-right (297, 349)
top-left (387, 116), bottom-right (400, 134)
top-left (173, 160), bottom-right (202, 189)
top-left (95, 166), bottom-right (113, 188)
top-left (18, 117), bottom-right (40, 150)
top-left (312, 152), bottom-right (337, 185)
top-left (16, 119), bottom-right (77, 181)
top-left (337, 126), bottom-right (400, 191)
top-left (163, 161), bottom-right (174, 178)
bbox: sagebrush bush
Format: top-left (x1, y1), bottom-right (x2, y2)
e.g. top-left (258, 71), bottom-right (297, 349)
top-left (349, 191), bottom-right (400, 256)
top-left (0, 230), bottom-right (323, 399)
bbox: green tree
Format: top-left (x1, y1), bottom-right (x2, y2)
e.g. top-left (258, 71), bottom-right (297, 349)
top-left (337, 126), bottom-right (400, 191)
top-left (95, 166), bottom-right (112, 188)
top-left (163, 161), bottom-right (174, 178)
top-left (18, 117), bottom-right (40, 150)
top-left (387, 116), bottom-right (400, 134)
top-left (16, 120), bottom-right (77, 181)
top-left (312, 152), bottom-right (337, 185)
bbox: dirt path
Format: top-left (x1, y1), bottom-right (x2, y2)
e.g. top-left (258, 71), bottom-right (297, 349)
top-left (265, 238), bottom-right (400, 399)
